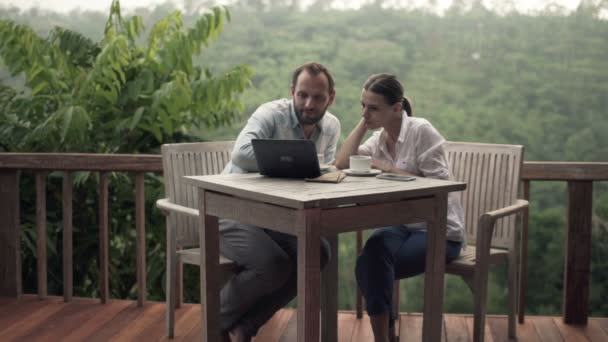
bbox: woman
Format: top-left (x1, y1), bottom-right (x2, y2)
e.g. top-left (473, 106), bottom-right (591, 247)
top-left (335, 74), bottom-right (465, 342)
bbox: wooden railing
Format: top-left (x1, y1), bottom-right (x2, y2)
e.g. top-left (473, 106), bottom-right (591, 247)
top-left (0, 153), bottom-right (162, 306)
top-left (0, 153), bottom-right (607, 325)
top-left (518, 162), bottom-right (608, 325)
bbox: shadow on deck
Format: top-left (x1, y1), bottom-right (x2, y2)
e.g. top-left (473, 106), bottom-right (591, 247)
top-left (1, 296), bottom-right (608, 341)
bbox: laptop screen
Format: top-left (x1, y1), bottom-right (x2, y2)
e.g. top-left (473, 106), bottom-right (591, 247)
top-left (251, 139), bottom-right (321, 178)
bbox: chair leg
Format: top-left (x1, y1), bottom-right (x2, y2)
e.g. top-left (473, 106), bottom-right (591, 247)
top-left (176, 259), bottom-right (183, 309)
top-left (507, 259), bottom-right (518, 339)
top-left (166, 222), bottom-right (177, 338)
top-left (472, 269), bottom-right (490, 342)
top-left (356, 230), bottom-right (364, 319)
top-left (392, 281), bottom-right (400, 322)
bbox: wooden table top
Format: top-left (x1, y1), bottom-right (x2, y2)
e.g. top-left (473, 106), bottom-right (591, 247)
top-left (184, 173), bottom-right (466, 209)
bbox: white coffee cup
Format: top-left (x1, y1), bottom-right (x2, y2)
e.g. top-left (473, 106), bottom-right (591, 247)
top-left (350, 155), bottom-right (372, 172)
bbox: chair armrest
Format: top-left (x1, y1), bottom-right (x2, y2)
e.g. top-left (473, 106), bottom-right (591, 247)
top-left (156, 198), bottom-right (199, 217)
top-left (483, 199), bottom-right (529, 222)
top-left (477, 199), bottom-right (529, 238)
top-left (474, 199), bottom-right (530, 261)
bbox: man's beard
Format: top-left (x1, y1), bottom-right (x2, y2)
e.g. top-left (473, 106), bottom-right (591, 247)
top-left (294, 103), bottom-right (328, 126)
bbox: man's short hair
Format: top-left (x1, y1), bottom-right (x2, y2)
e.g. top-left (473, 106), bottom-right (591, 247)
top-left (291, 62), bottom-right (335, 93)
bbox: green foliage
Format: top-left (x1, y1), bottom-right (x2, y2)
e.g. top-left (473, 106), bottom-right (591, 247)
top-left (1, 0), bottom-right (252, 302)
top-left (0, 0), bottom-right (252, 153)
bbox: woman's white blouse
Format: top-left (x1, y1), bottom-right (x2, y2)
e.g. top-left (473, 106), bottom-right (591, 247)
top-left (358, 114), bottom-right (466, 243)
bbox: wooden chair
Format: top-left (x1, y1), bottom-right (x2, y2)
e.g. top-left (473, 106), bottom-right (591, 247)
top-left (355, 141), bottom-right (529, 342)
top-left (156, 141), bottom-right (238, 338)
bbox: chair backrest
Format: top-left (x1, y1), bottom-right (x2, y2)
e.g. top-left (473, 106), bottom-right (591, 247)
top-left (161, 141), bottom-right (235, 247)
top-left (444, 142), bottom-right (524, 250)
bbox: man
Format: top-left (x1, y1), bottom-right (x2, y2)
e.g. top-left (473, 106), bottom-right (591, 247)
top-left (220, 62), bottom-right (341, 342)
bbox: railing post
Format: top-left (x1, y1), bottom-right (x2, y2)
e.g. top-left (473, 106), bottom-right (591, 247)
top-left (518, 180), bottom-right (530, 323)
top-left (99, 172), bottom-right (110, 304)
top-left (0, 170), bottom-right (22, 297)
top-left (135, 172), bottom-right (146, 307)
top-left (36, 172), bottom-right (48, 299)
top-left (63, 172), bottom-right (73, 302)
top-left (563, 181), bottom-right (592, 324)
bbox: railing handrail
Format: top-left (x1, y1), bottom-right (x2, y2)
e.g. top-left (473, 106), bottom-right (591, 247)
top-left (0, 153), bottom-right (162, 172)
top-left (1, 153), bottom-right (607, 180)
top-left (522, 161), bottom-right (608, 181)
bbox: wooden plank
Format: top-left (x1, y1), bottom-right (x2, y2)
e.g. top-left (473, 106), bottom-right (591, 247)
top-left (351, 314), bottom-right (374, 342)
top-left (464, 316), bottom-right (493, 342)
top-left (62, 300), bottom-right (132, 341)
top-left (278, 311), bottom-right (298, 342)
top-left (84, 302), bottom-right (151, 342)
top-left (443, 314), bottom-right (469, 342)
top-left (522, 162), bottom-right (608, 181)
top-left (204, 191), bottom-right (299, 235)
top-left (164, 305), bottom-right (201, 341)
top-left (552, 317), bottom-right (590, 342)
top-left (297, 208), bottom-right (322, 342)
top-left (486, 316), bottom-right (508, 342)
top-left (36, 172), bottom-right (48, 299)
top-left (0, 297), bottom-right (65, 340)
top-left (0, 296), bottom-right (61, 330)
top-left (587, 319), bottom-right (608, 342)
top-left (0, 153), bottom-right (163, 172)
top-left (99, 172), bottom-right (110, 304)
top-left (320, 197), bottom-right (436, 235)
top-left (255, 309), bottom-right (294, 342)
top-left (337, 311), bottom-right (357, 342)
top-left (184, 174), bottom-right (465, 210)
top-left (515, 316), bottom-right (542, 342)
top-left (17, 298), bottom-right (112, 341)
top-left (597, 317), bottom-right (608, 335)
top-left (135, 172), bottom-right (146, 307)
top-left (63, 172), bottom-right (73, 302)
top-left (563, 181), bottom-right (592, 324)
top-left (400, 313), bottom-right (423, 342)
top-left (0, 170), bottom-right (21, 297)
top-left (532, 316), bottom-right (564, 342)
top-left (107, 303), bottom-right (165, 341)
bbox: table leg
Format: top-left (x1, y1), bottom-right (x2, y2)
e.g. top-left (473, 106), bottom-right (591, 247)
top-left (321, 234), bottom-right (338, 342)
top-left (297, 208), bottom-right (322, 342)
top-left (199, 190), bottom-right (221, 342)
top-left (422, 193), bottom-right (448, 342)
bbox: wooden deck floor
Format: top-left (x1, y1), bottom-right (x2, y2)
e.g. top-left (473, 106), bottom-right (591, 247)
top-left (1, 296), bottom-right (607, 341)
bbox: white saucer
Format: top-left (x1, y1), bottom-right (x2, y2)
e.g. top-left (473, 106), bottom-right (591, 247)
top-left (343, 169), bottom-right (381, 177)
top-left (320, 165), bottom-right (330, 171)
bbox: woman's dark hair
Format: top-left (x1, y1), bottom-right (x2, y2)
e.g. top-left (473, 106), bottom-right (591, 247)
top-left (292, 62), bottom-right (335, 94)
top-left (362, 73), bottom-right (413, 116)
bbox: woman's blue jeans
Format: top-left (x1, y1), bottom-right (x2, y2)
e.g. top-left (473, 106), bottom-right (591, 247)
top-left (355, 225), bottom-right (462, 322)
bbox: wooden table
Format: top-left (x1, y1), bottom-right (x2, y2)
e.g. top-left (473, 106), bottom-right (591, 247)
top-left (184, 173), bottom-right (465, 342)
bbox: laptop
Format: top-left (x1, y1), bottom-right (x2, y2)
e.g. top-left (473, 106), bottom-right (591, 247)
top-left (251, 139), bottom-right (321, 178)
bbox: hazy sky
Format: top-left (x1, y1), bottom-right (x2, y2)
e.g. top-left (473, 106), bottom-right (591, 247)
top-left (0, 0), bottom-right (587, 14)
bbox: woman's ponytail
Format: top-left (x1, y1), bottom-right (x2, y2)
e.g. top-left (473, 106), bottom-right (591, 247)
top-left (402, 96), bottom-right (413, 117)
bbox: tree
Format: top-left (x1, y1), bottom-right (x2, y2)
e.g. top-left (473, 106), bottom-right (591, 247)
top-left (0, 0), bottom-right (253, 301)
top-left (0, 0), bottom-right (253, 153)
